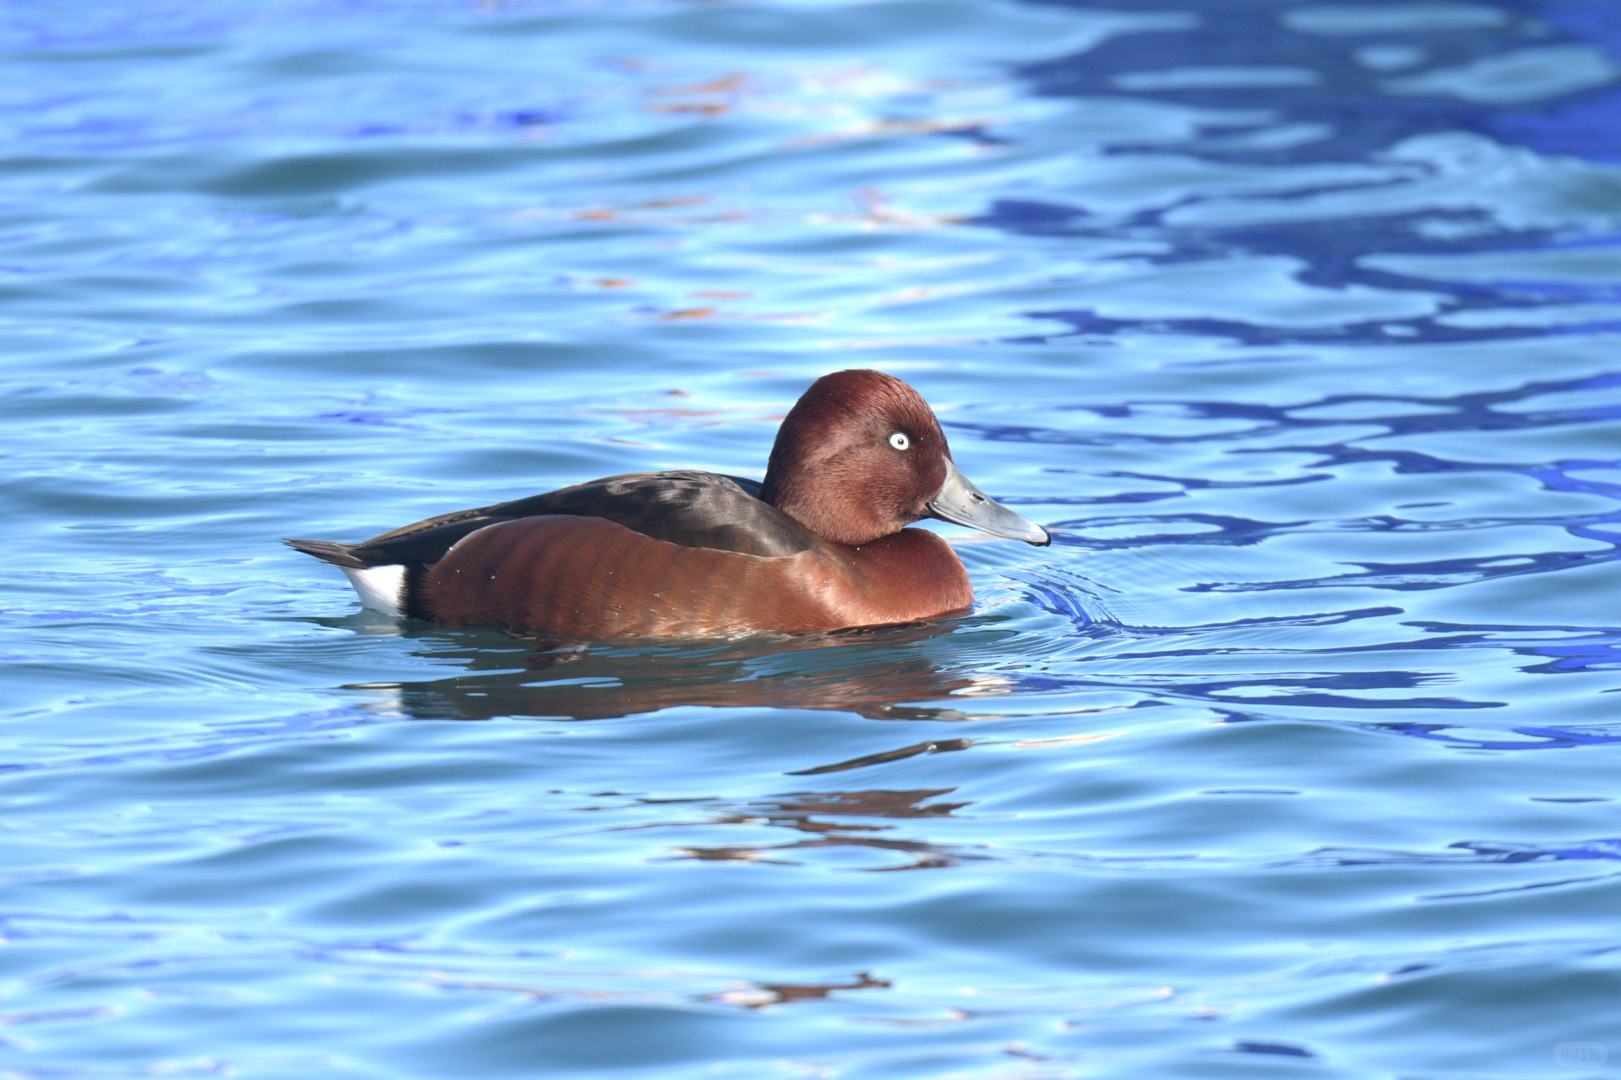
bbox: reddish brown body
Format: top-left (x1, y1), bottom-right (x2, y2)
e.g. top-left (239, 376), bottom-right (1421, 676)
top-left (288, 369), bottom-right (1047, 640)
top-left (422, 516), bottom-right (972, 637)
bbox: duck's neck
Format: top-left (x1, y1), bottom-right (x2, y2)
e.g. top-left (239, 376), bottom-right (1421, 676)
top-left (766, 480), bottom-right (894, 547)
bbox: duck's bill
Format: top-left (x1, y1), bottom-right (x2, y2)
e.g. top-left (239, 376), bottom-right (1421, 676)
top-left (927, 459), bottom-right (1050, 546)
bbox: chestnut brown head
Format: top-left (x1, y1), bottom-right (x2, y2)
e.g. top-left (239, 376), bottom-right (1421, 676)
top-left (761, 370), bottom-right (1049, 548)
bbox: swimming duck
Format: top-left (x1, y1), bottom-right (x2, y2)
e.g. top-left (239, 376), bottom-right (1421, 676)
top-left (288, 369), bottom-right (1049, 637)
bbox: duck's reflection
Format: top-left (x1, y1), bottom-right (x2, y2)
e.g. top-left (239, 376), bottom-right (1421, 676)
top-left (708, 971), bottom-right (890, 1008)
top-left (319, 618), bottom-right (1006, 871)
top-left (667, 786), bottom-right (976, 872)
top-left (331, 616), bottom-right (1017, 724)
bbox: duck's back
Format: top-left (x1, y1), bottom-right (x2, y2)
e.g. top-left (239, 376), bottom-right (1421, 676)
top-left (300, 471), bottom-right (810, 566)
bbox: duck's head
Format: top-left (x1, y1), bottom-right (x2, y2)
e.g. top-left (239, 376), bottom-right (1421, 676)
top-left (760, 369), bottom-right (1050, 548)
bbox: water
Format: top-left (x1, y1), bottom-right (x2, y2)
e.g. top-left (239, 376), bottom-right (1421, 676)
top-left (2, 0), bottom-right (1620, 1076)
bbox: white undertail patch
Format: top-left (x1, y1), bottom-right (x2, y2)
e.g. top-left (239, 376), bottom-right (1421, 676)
top-left (341, 564), bottom-right (406, 617)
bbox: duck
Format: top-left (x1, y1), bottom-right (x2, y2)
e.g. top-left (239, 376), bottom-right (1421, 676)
top-left (287, 369), bottom-right (1049, 638)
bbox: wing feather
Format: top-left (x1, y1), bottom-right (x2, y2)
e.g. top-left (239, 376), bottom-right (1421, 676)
top-left (287, 471), bottom-right (811, 569)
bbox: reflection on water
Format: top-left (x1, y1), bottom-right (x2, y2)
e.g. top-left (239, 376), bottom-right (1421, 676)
top-left (668, 787), bottom-right (974, 871)
top-left (708, 970), bottom-right (890, 1008)
top-left (341, 619), bottom-right (1016, 722)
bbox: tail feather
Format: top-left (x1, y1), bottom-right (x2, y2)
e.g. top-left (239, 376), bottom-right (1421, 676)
top-left (285, 538), bottom-right (371, 569)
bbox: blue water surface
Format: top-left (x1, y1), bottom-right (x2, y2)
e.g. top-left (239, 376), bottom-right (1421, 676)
top-left (3, 0), bottom-right (1621, 1076)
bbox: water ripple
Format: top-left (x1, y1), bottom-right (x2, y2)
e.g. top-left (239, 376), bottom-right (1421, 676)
top-left (3, 0), bottom-right (1621, 1076)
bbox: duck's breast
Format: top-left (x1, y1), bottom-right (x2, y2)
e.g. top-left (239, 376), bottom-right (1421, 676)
top-left (830, 528), bottom-right (973, 627)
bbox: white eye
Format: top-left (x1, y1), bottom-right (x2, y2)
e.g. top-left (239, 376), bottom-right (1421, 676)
top-left (888, 432), bottom-right (911, 451)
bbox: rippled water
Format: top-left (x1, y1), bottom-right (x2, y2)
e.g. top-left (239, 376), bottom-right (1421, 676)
top-left (4, 1), bottom-right (1621, 1076)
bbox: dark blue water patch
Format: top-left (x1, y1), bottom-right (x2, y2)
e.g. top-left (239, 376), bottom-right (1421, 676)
top-left (1019, 484), bottom-right (1188, 508)
top-left (1017, 310), bottom-right (1621, 348)
top-left (1021, 575), bottom-right (1095, 628)
top-left (1180, 679), bottom-right (1495, 713)
top-left (1408, 621), bottom-right (1621, 676)
top-left (1014, 290), bottom-right (1621, 346)
top-left (974, 0), bottom-right (1621, 349)
top-left (1497, 2), bottom-right (1621, 161)
top-left (1124, 607), bottom-right (1407, 641)
top-left (1233, 1040), bottom-right (1315, 1058)
top-left (964, 378), bottom-right (1621, 502)
top-left (980, 198), bottom-right (1519, 272)
top-left (1519, 635), bottom-right (1621, 675)
top-left (1049, 512), bottom-right (1294, 552)
top-left (1362, 719), bottom-right (1621, 751)
top-left (1194, 547), bottom-right (1616, 595)
top-left (945, 391), bottom-right (1621, 593)
top-left (991, 219), bottom-right (1621, 347)
top-left (973, 198), bottom-right (1088, 237)
top-left (311, 406), bottom-right (456, 427)
top-left (1494, 83), bottom-right (1621, 164)
top-left (1020, 0), bottom-right (1619, 165)
top-left (1454, 837), bottom-right (1621, 862)
top-left (426, 104), bottom-right (577, 136)
top-left (1273, 841), bottom-right (1621, 870)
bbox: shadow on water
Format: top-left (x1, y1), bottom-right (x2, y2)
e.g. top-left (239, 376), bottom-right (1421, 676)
top-left (322, 616), bottom-right (1026, 724)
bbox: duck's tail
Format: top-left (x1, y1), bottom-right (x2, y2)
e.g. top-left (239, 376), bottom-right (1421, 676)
top-left (286, 538), bottom-right (407, 616)
top-left (285, 537), bottom-right (370, 569)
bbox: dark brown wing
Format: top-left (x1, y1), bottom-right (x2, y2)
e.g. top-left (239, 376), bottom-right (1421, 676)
top-left (287, 471), bottom-right (813, 568)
